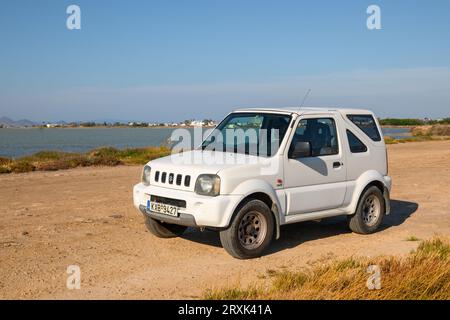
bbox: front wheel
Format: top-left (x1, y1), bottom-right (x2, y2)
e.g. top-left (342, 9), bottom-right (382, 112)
top-left (220, 199), bottom-right (274, 259)
top-left (348, 186), bottom-right (385, 234)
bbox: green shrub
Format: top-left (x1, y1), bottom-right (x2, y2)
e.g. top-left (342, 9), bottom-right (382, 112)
top-left (34, 160), bottom-right (75, 171)
top-left (0, 145), bottom-right (171, 174)
top-left (384, 136), bottom-right (398, 144)
top-left (380, 118), bottom-right (425, 126)
top-left (117, 146), bottom-right (171, 165)
top-left (23, 151), bottom-right (67, 161)
top-left (89, 155), bottom-right (122, 166)
top-left (89, 147), bottom-right (120, 158)
top-left (0, 166), bottom-right (12, 174)
top-left (10, 161), bottom-right (35, 173)
top-left (0, 156), bottom-right (11, 165)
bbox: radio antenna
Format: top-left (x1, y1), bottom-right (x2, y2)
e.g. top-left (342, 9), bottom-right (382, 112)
top-left (298, 89), bottom-right (311, 112)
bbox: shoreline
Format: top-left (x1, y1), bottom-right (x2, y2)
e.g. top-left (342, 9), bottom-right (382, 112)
top-left (2, 123), bottom-right (448, 129)
top-left (0, 146), bottom-right (170, 174)
top-left (0, 125), bottom-right (418, 129)
top-left (0, 125), bottom-right (215, 130)
top-left (0, 124), bottom-right (441, 130)
top-left (1, 136), bottom-right (450, 174)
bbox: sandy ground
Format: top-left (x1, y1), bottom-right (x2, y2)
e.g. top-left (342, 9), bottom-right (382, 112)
top-left (1, 141), bottom-right (449, 299)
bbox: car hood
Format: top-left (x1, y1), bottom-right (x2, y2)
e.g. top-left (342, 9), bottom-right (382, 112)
top-left (148, 150), bottom-right (263, 174)
top-left (146, 150), bottom-right (269, 191)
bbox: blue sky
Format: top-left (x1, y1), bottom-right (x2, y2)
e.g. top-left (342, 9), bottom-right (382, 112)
top-left (1, 0), bottom-right (450, 122)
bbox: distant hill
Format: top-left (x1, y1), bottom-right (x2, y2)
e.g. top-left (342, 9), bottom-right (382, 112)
top-left (0, 116), bottom-right (37, 128)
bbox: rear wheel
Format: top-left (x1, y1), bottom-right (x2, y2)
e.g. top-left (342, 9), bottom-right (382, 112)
top-left (144, 216), bottom-right (187, 238)
top-left (348, 186), bottom-right (385, 234)
top-left (220, 199), bottom-right (274, 259)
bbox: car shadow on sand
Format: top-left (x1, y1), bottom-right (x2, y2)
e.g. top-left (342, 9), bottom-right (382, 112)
top-left (180, 199), bottom-right (419, 255)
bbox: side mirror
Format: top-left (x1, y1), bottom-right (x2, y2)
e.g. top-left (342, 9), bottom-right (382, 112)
top-left (289, 141), bottom-right (311, 159)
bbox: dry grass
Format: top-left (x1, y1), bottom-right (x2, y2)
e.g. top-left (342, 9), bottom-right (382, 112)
top-left (204, 237), bottom-right (450, 300)
top-left (0, 146), bottom-right (170, 174)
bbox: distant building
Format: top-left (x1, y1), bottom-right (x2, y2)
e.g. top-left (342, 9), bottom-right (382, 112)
top-left (203, 120), bottom-right (217, 127)
top-left (189, 120), bottom-right (204, 127)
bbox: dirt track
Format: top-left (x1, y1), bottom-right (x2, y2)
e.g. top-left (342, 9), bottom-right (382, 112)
top-left (1, 141), bottom-right (449, 299)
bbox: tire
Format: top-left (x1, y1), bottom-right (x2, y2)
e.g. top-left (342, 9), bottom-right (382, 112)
top-left (144, 216), bottom-right (187, 238)
top-left (220, 199), bottom-right (274, 259)
top-left (348, 186), bottom-right (385, 234)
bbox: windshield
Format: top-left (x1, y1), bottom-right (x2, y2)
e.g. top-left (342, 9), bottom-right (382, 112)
top-left (201, 113), bottom-right (292, 157)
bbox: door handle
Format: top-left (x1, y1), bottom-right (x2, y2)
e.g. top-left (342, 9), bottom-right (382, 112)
top-left (333, 161), bottom-right (343, 168)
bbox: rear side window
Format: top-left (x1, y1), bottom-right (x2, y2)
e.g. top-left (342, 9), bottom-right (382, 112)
top-left (346, 130), bottom-right (367, 153)
top-left (347, 114), bottom-right (381, 141)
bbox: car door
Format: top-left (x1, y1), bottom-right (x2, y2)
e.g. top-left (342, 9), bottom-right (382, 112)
top-left (283, 115), bottom-right (347, 214)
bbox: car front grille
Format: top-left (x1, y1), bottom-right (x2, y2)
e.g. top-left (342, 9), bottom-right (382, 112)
top-left (155, 171), bottom-right (191, 187)
top-left (150, 195), bottom-right (186, 208)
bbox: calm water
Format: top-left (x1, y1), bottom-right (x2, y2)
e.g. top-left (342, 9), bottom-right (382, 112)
top-left (382, 127), bottom-right (412, 139)
top-left (0, 128), bottom-right (181, 158)
top-left (0, 127), bottom-right (411, 158)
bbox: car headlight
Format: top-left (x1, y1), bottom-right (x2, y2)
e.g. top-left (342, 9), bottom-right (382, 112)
top-left (142, 165), bottom-right (151, 186)
top-left (195, 174), bottom-right (220, 196)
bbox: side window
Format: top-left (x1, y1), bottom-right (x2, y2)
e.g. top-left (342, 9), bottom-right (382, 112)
top-left (347, 114), bottom-right (381, 141)
top-left (347, 130), bottom-right (367, 153)
top-left (289, 118), bottom-right (339, 157)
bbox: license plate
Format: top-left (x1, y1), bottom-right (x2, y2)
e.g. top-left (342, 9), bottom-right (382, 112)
top-left (147, 200), bottom-right (179, 217)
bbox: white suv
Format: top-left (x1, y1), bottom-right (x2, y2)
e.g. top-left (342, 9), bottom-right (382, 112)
top-left (133, 108), bottom-right (391, 259)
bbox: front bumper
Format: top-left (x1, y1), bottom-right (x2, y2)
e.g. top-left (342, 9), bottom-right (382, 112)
top-left (383, 175), bottom-right (392, 192)
top-left (133, 183), bottom-right (241, 228)
top-left (139, 205), bottom-right (198, 227)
